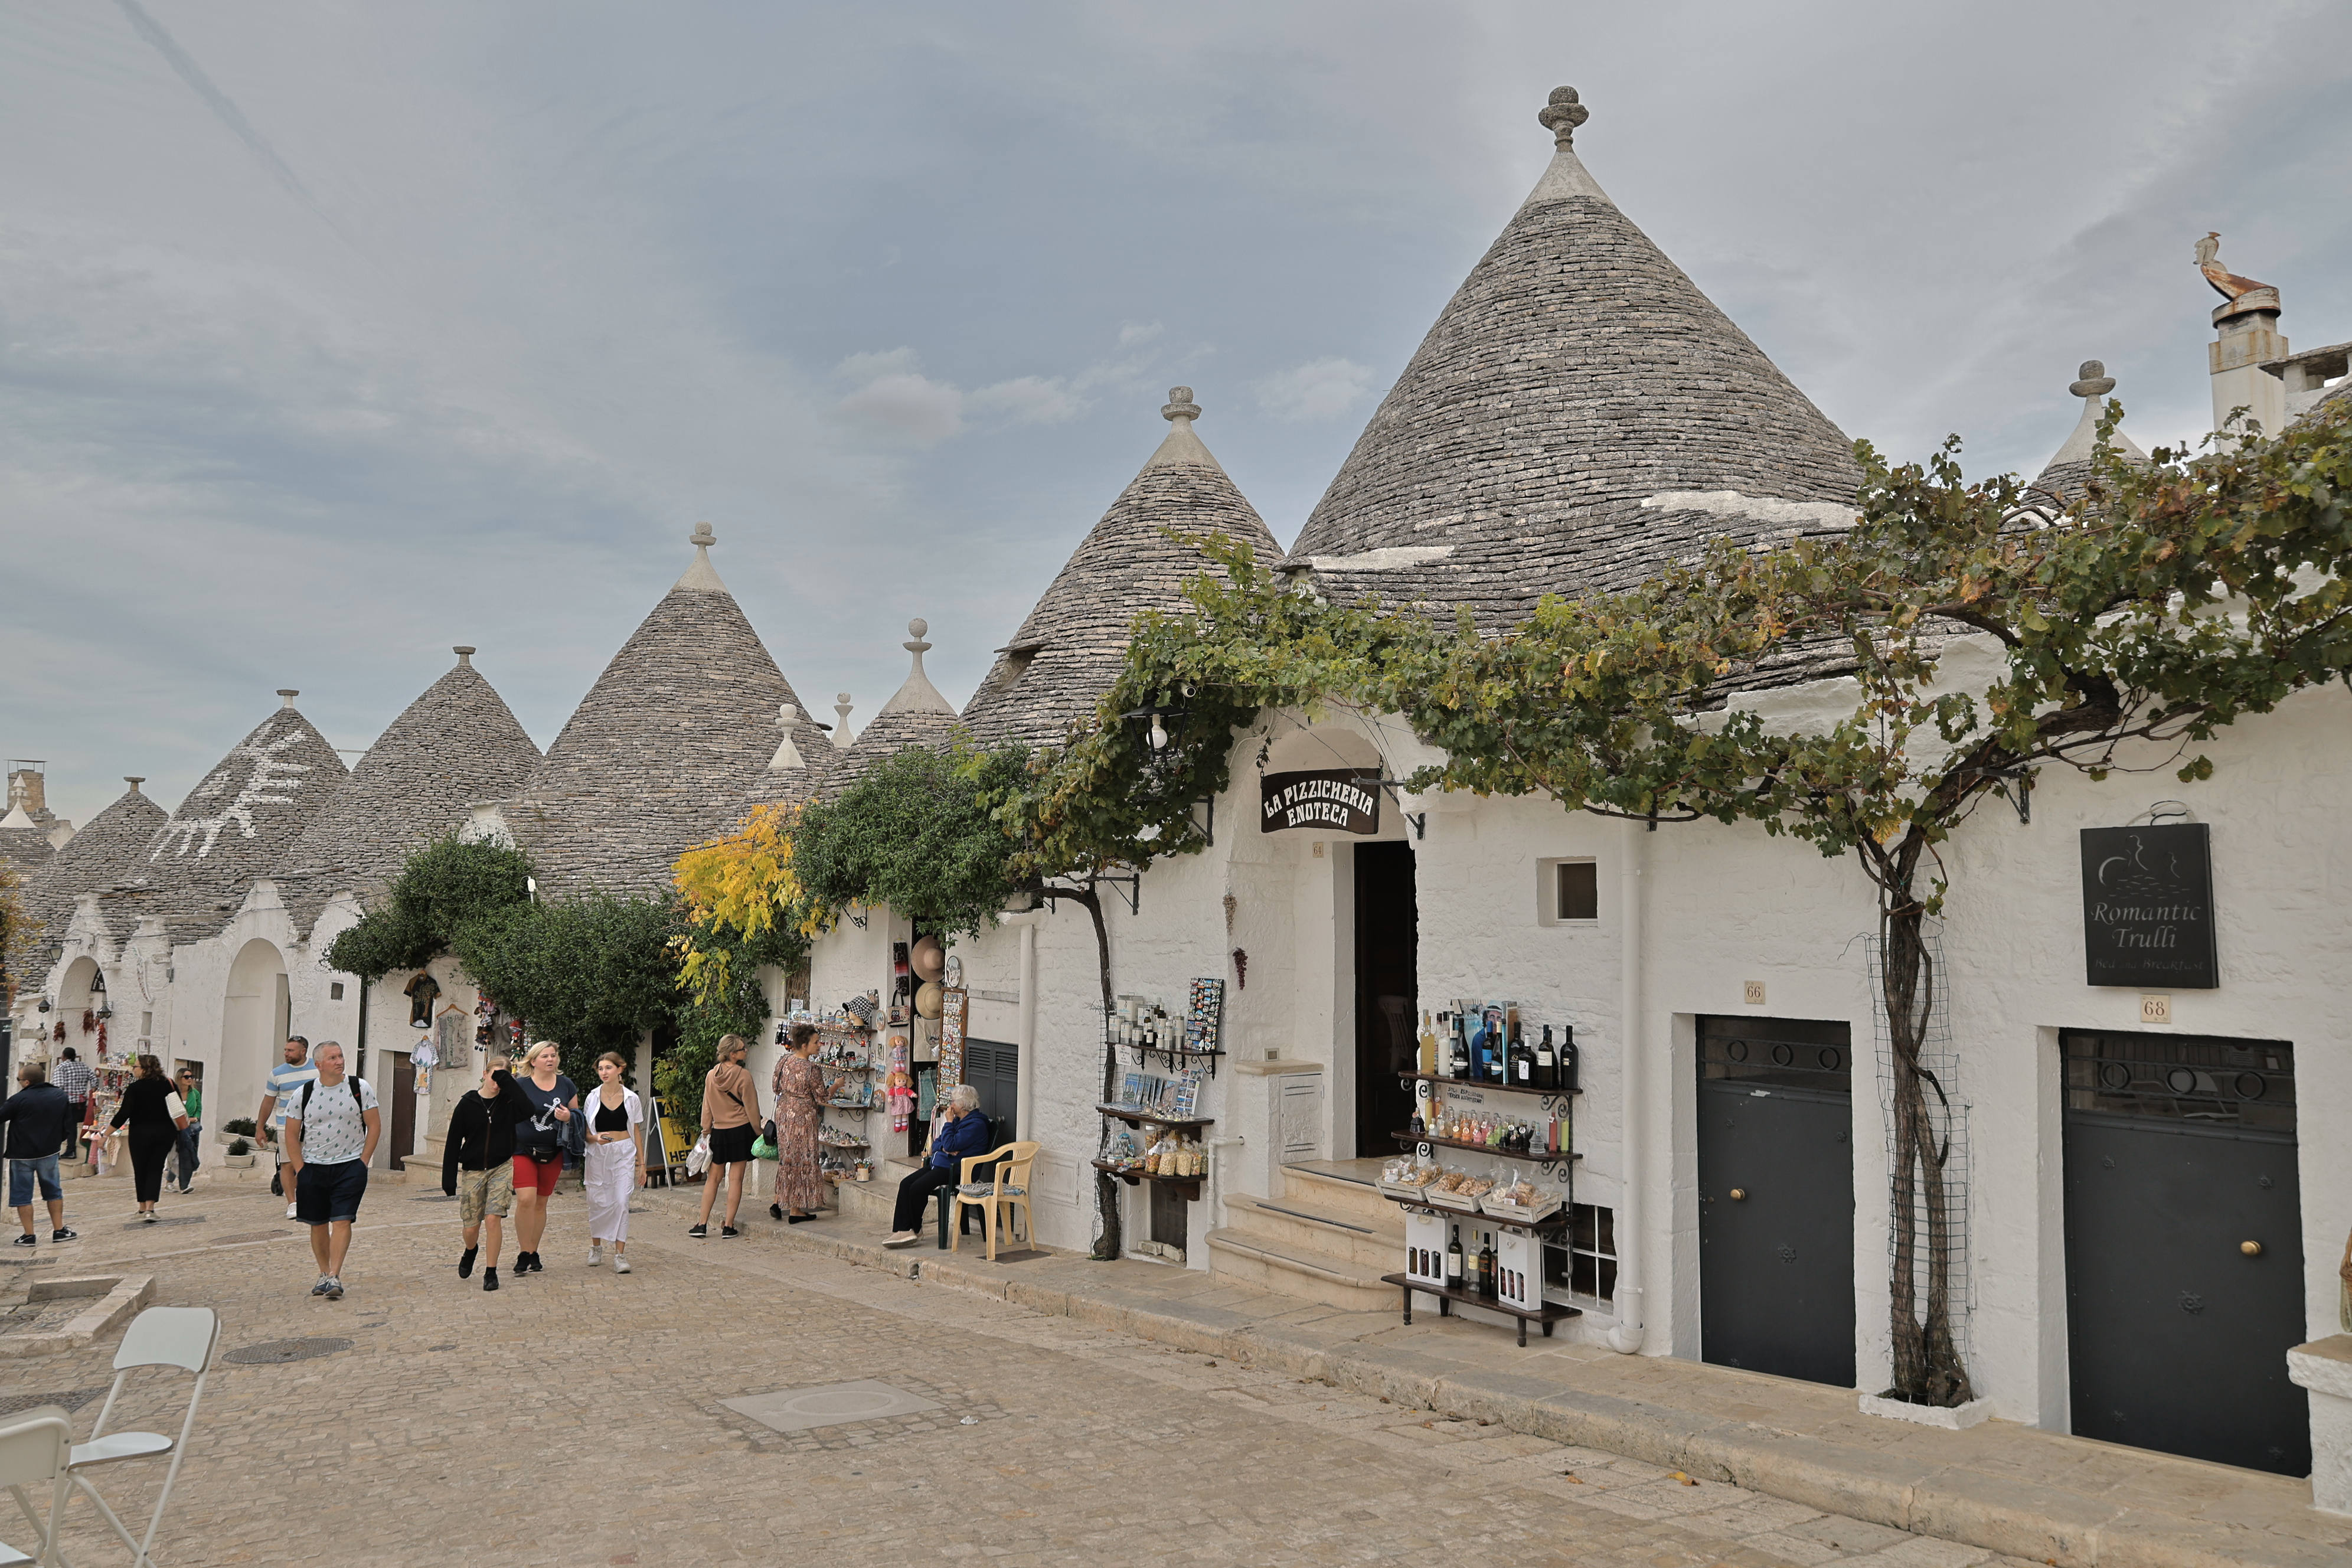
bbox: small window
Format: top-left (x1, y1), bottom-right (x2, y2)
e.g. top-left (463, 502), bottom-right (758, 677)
top-left (993, 643), bottom-right (1043, 692)
top-left (1537, 858), bottom-right (1599, 924)
top-left (329, 982), bottom-right (345, 1001)
top-left (1545, 1202), bottom-right (1616, 1306)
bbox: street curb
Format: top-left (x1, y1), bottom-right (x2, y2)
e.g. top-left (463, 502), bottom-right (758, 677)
top-left (744, 1217), bottom-right (2343, 1568)
top-left (0, 1273), bottom-right (155, 1360)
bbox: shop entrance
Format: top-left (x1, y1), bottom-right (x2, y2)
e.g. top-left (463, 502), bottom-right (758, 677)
top-left (387, 1052), bottom-right (417, 1171)
top-left (1697, 1016), bottom-right (1856, 1387)
top-left (1351, 841), bottom-right (1418, 1159)
top-left (2061, 1031), bottom-right (2307, 1475)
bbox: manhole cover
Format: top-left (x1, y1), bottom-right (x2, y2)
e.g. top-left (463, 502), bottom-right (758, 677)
top-left (224, 1337), bottom-right (354, 1366)
top-left (120, 1215), bottom-right (207, 1229)
top-left (0, 1389), bottom-right (106, 1418)
top-left (722, 1380), bottom-right (943, 1434)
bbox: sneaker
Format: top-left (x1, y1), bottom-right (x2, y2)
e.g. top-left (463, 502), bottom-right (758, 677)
top-left (10, 1233), bottom-right (34, 1249)
top-left (286, 1203), bottom-right (299, 1220)
top-left (588, 1244), bottom-right (603, 1268)
top-left (882, 1231), bottom-right (922, 1248)
top-left (323, 1277), bottom-right (344, 1301)
top-left (459, 1246), bottom-right (478, 1279)
top-left (311, 1275), bottom-right (332, 1296)
top-left (142, 1211), bottom-right (158, 1224)
top-left (611, 1256), bottom-right (632, 1274)
top-left (720, 1226), bottom-right (740, 1239)
top-left (50, 1228), bottom-right (75, 1243)
top-left (526, 1252), bottom-right (544, 1273)
top-left (687, 1223), bottom-right (708, 1239)
top-left (769, 1203), bottom-right (784, 1221)
top-left (482, 1267), bottom-right (499, 1292)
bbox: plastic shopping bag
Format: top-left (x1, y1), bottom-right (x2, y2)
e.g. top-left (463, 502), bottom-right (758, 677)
top-left (686, 1133), bottom-right (711, 1179)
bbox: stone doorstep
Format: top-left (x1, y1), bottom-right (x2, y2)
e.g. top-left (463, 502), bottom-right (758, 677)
top-left (0, 1274), bottom-right (154, 1361)
top-left (732, 1208), bottom-right (2343, 1568)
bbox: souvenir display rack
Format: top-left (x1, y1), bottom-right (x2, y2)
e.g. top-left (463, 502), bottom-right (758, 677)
top-left (1092, 981), bottom-right (1223, 1214)
top-left (1376, 1271), bottom-right (1580, 1347)
top-left (808, 1011), bottom-right (877, 1161)
top-left (1394, 1130), bottom-right (1581, 1166)
top-left (1090, 1157), bottom-right (1203, 1200)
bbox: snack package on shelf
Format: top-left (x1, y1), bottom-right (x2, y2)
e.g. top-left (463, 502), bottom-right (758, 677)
top-left (1479, 1172), bottom-right (1566, 1226)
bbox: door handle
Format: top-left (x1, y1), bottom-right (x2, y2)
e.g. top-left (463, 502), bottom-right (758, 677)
top-left (2240, 1240), bottom-right (2262, 1257)
top-left (1729, 1188), bottom-right (1747, 1201)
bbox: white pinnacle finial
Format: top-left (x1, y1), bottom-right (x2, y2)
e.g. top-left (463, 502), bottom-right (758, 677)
top-left (1162, 387), bottom-right (1200, 423)
top-left (2070, 360), bottom-right (2116, 400)
top-left (674, 521), bottom-right (727, 592)
top-left (769, 702), bottom-right (806, 771)
top-left (276, 689), bottom-right (299, 709)
top-left (832, 692), bottom-right (855, 749)
top-left (453, 645), bottom-right (475, 667)
top-left (1538, 86), bottom-right (1590, 146)
top-left (123, 777), bottom-right (145, 795)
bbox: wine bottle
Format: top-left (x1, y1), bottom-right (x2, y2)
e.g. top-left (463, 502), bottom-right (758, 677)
top-left (1449, 1016), bottom-right (1471, 1080)
top-left (1446, 1225), bottom-right (1465, 1288)
top-left (1535, 1024), bottom-right (1557, 1091)
top-left (1512, 1020), bottom-right (1533, 1086)
top-left (1559, 1024), bottom-right (1579, 1093)
top-left (1417, 1011), bottom-right (1439, 1076)
top-left (1478, 1233), bottom-right (1496, 1297)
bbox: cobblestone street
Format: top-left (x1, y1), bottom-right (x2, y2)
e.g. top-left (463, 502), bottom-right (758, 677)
top-left (0, 1175), bottom-right (2044, 1568)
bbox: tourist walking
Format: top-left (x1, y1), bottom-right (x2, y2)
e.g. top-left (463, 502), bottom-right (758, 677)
top-left (582, 1053), bottom-right (644, 1273)
top-left (168, 1068), bottom-right (203, 1194)
top-left (442, 1058), bottom-right (532, 1292)
top-left (881, 1083), bottom-right (993, 1247)
top-left (257, 1035), bottom-right (316, 1220)
top-left (506, 1041), bottom-right (579, 1276)
top-left (109, 1055), bottom-right (189, 1221)
top-left (690, 1034), bottom-right (760, 1239)
top-left (769, 1023), bottom-right (824, 1224)
top-left (284, 1041), bottom-right (378, 1301)
top-left (0, 1061), bottom-right (77, 1246)
top-left (50, 1047), bottom-right (93, 1164)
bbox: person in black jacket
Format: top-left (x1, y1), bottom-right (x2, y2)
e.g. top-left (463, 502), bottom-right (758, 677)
top-left (442, 1059), bottom-right (534, 1292)
top-left (110, 1054), bottom-right (190, 1222)
top-left (1, 1061), bottom-right (79, 1246)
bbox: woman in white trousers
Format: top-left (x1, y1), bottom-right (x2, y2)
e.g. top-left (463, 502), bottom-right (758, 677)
top-left (582, 1052), bottom-right (645, 1273)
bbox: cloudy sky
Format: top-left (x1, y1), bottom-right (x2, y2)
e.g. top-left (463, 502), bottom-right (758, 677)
top-left (5, 1), bottom-right (2348, 828)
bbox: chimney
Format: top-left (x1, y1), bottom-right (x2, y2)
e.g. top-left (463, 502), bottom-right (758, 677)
top-left (2197, 233), bottom-right (2288, 440)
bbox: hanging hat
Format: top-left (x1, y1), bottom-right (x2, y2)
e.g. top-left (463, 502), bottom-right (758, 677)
top-left (910, 935), bottom-right (946, 982)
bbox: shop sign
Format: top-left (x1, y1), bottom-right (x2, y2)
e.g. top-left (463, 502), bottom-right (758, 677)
top-left (2079, 824), bottom-right (2217, 988)
top-left (1260, 769), bottom-right (1381, 834)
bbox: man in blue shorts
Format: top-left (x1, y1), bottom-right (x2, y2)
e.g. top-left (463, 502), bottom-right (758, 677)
top-left (283, 1041), bottom-right (379, 1301)
top-left (0, 1060), bottom-right (79, 1245)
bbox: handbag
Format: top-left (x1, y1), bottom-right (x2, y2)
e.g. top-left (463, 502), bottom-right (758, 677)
top-left (685, 1133), bottom-right (711, 1178)
top-left (760, 1119), bottom-right (777, 1145)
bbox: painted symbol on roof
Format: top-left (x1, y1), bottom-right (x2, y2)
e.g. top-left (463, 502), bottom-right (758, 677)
top-left (152, 724), bottom-right (317, 862)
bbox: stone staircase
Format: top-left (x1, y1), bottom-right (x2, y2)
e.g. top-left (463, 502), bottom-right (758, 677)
top-left (1204, 1160), bottom-right (1402, 1312)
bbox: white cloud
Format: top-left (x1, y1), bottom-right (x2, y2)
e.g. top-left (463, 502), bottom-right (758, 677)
top-left (835, 349), bottom-right (964, 443)
top-left (1117, 320), bottom-right (1164, 347)
top-left (969, 375), bottom-right (1085, 425)
top-left (1253, 355), bottom-right (1376, 422)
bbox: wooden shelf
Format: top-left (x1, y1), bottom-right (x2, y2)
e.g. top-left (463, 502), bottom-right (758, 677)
top-left (1092, 1158), bottom-right (1203, 1195)
top-left (1400, 1072), bottom-right (1579, 1099)
top-left (825, 1102), bottom-right (871, 1112)
top-left (1380, 1273), bottom-right (1582, 1347)
top-left (1394, 1131), bottom-right (1579, 1163)
top-left (1095, 1103), bottom-right (1214, 1130)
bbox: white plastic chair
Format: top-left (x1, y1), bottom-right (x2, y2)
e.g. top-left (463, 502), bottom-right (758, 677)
top-left (66, 1308), bottom-right (219, 1568)
top-left (0, 1404), bottom-right (73, 1566)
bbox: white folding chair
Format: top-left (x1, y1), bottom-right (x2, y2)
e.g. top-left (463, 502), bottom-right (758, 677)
top-left (65, 1308), bottom-right (219, 1568)
top-left (0, 1404), bottom-right (73, 1566)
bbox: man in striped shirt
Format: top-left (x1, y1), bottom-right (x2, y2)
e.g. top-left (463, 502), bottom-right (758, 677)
top-left (50, 1050), bottom-right (94, 1161)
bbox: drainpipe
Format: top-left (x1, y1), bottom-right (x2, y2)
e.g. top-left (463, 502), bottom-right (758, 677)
top-left (1015, 919), bottom-right (1039, 1142)
top-left (1608, 819), bottom-right (1648, 1354)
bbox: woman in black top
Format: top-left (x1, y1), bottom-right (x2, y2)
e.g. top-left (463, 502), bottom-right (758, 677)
top-left (442, 1059), bottom-right (535, 1290)
top-left (110, 1054), bottom-right (189, 1219)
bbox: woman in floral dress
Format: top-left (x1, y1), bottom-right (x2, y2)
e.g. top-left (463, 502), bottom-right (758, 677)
top-left (769, 1023), bottom-right (825, 1223)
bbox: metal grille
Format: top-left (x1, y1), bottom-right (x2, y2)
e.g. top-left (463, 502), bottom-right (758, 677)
top-left (1867, 929), bottom-right (1973, 1375)
top-left (2062, 1032), bottom-right (2294, 1133)
top-left (1700, 1017), bottom-right (1853, 1093)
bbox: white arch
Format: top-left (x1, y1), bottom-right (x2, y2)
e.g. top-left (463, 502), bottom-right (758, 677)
top-left (223, 938), bottom-right (290, 1143)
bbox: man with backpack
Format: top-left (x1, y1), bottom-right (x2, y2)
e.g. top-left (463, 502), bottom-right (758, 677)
top-left (283, 1040), bottom-right (379, 1301)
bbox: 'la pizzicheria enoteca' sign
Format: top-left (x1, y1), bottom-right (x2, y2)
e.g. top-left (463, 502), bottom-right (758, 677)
top-left (1260, 769), bottom-right (1381, 835)
top-left (2078, 823), bottom-right (2217, 988)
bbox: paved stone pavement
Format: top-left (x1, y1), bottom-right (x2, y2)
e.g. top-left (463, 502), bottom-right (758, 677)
top-left (0, 1172), bottom-right (2057, 1568)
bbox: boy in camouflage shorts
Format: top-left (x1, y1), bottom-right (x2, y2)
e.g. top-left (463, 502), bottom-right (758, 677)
top-left (442, 1059), bottom-right (531, 1292)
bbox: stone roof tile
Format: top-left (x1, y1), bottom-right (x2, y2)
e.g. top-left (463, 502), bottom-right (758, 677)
top-left (273, 649), bottom-right (542, 935)
top-left (961, 391), bottom-right (1282, 749)
top-left (1285, 87), bottom-right (1860, 624)
top-left (17, 782), bottom-right (167, 966)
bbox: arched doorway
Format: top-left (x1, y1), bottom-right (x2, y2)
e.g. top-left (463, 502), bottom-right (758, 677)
top-left (223, 939), bottom-right (290, 1139)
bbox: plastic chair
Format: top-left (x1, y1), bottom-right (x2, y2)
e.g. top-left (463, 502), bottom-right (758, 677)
top-left (950, 1141), bottom-right (1040, 1261)
top-left (0, 1404), bottom-right (73, 1566)
top-left (66, 1307), bottom-right (219, 1568)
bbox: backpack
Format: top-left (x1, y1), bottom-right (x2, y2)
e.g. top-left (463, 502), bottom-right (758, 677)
top-left (299, 1076), bottom-right (370, 1138)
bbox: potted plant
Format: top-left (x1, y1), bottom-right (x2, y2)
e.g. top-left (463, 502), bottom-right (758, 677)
top-left (221, 1138), bottom-right (256, 1169)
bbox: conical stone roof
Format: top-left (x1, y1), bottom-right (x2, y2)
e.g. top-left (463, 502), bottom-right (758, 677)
top-left (274, 648), bottom-right (542, 935)
top-left (2026, 360), bottom-right (2148, 511)
top-left (17, 779), bottom-right (166, 965)
top-left (507, 526), bottom-right (802, 897)
top-left (826, 621), bottom-right (964, 790)
top-left (0, 823), bottom-right (53, 880)
top-left (1286, 87), bottom-right (1860, 622)
top-left (125, 695), bottom-right (350, 944)
top-left (726, 700), bottom-right (841, 827)
top-left (961, 390), bottom-right (1282, 749)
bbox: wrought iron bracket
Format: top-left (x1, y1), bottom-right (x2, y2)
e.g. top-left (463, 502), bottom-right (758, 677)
top-left (1988, 767), bottom-right (2033, 825)
top-left (1373, 778), bottom-right (1427, 840)
top-left (1192, 795), bottom-right (1215, 847)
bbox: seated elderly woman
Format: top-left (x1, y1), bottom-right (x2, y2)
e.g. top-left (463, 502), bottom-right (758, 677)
top-left (881, 1083), bottom-right (994, 1247)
